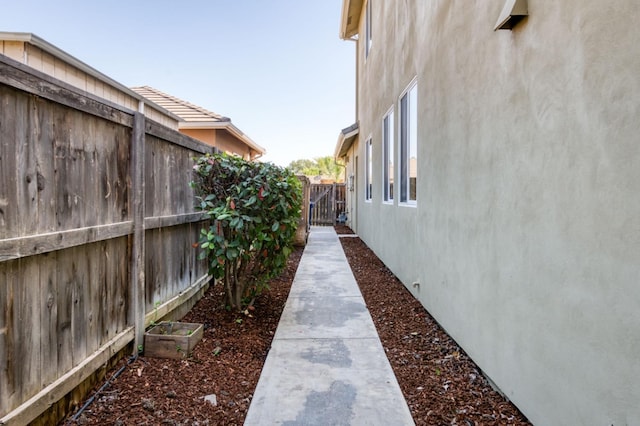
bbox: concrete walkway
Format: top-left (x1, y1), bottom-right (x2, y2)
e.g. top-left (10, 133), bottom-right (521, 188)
top-left (245, 227), bottom-right (415, 426)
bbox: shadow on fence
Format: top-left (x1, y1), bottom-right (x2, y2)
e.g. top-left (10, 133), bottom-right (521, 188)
top-left (0, 54), bottom-right (214, 424)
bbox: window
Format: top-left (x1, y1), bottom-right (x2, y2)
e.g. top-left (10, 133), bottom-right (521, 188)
top-left (365, 0), bottom-right (372, 59)
top-left (400, 81), bottom-right (417, 204)
top-left (383, 109), bottom-right (394, 203)
top-left (365, 138), bottom-right (373, 201)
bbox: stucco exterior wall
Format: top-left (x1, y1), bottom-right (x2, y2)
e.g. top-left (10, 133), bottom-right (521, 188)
top-left (180, 128), bottom-right (255, 160)
top-left (350, 1), bottom-right (640, 424)
top-left (180, 128), bottom-right (216, 147)
top-left (215, 130), bottom-right (254, 160)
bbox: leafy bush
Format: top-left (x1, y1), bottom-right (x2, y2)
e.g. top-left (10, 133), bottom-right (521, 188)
top-left (191, 153), bottom-right (302, 311)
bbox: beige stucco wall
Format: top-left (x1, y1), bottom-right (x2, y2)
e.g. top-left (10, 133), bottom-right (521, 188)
top-left (180, 128), bottom-right (256, 160)
top-left (350, 1), bottom-right (640, 424)
top-left (215, 130), bottom-right (252, 159)
top-left (180, 128), bottom-right (217, 147)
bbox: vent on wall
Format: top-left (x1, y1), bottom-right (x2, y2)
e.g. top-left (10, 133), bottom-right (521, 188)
top-left (494, 0), bottom-right (528, 30)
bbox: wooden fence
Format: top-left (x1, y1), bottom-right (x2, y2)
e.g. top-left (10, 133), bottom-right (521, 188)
top-left (0, 54), bottom-right (214, 425)
top-left (309, 183), bottom-right (346, 226)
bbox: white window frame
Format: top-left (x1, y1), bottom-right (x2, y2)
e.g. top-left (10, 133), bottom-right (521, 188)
top-left (399, 79), bottom-right (418, 206)
top-left (365, 137), bottom-right (373, 202)
top-left (382, 108), bottom-right (394, 204)
top-left (364, 0), bottom-right (372, 59)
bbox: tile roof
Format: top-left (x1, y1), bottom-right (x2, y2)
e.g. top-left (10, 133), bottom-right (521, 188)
top-left (131, 86), bottom-right (230, 123)
top-left (131, 85), bottom-right (265, 156)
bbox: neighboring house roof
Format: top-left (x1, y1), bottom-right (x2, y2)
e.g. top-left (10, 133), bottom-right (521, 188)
top-left (340, 0), bottom-right (365, 39)
top-left (0, 32), bottom-right (180, 125)
top-left (131, 86), bottom-right (266, 157)
top-left (131, 86), bottom-right (229, 123)
top-left (335, 122), bottom-right (359, 159)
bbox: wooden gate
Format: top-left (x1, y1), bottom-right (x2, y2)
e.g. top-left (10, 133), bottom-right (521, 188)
top-left (310, 183), bottom-right (346, 226)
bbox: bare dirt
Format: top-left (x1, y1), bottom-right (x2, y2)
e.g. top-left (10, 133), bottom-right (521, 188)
top-left (64, 226), bottom-right (530, 426)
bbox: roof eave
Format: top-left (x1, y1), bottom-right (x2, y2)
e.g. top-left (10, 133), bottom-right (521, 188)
top-left (178, 121), bottom-right (266, 156)
top-left (340, 0), bottom-right (364, 39)
top-left (335, 122), bottom-right (359, 159)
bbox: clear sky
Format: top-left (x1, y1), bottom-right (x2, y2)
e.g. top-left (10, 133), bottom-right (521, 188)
top-left (1, 0), bottom-right (356, 167)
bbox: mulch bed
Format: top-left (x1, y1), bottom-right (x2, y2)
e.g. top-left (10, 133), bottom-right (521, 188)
top-left (336, 225), bottom-right (530, 425)
top-left (64, 226), bottom-right (530, 425)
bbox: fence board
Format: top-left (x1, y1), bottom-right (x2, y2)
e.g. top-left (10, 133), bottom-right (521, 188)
top-left (86, 242), bottom-right (101, 357)
top-left (39, 251), bottom-right (58, 390)
top-left (0, 261), bottom-right (12, 414)
top-left (19, 94), bottom-right (38, 238)
top-left (145, 213), bottom-right (207, 230)
top-left (34, 95), bottom-right (57, 235)
top-left (145, 119), bottom-right (211, 154)
top-left (0, 86), bottom-right (23, 239)
top-left (5, 257), bottom-right (42, 414)
top-left (55, 253), bottom-right (73, 387)
top-left (0, 222), bottom-right (134, 261)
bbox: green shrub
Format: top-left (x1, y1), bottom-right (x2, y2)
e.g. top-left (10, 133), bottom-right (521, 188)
top-left (191, 153), bottom-right (302, 311)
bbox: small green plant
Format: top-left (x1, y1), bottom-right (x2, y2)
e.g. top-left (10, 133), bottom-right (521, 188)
top-left (235, 318), bottom-right (243, 324)
top-left (137, 344), bottom-right (144, 353)
top-left (150, 301), bottom-right (161, 327)
top-left (191, 153), bottom-right (302, 312)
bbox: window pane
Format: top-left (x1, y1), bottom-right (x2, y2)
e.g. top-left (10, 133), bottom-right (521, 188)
top-left (409, 85), bottom-right (417, 201)
top-left (400, 83), bottom-right (417, 204)
top-left (383, 111), bottom-right (394, 202)
top-left (400, 94), bottom-right (408, 202)
top-left (365, 139), bottom-right (372, 201)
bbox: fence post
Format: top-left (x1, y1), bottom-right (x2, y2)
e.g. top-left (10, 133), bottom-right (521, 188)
top-left (331, 184), bottom-right (336, 225)
top-left (294, 175), bottom-right (310, 245)
top-left (130, 112), bottom-right (146, 353)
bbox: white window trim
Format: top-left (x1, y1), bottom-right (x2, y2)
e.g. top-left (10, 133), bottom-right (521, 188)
top-left (382, 106), bottom-right (394, 205)
top-left (399, 78), bottom-right (418, 207)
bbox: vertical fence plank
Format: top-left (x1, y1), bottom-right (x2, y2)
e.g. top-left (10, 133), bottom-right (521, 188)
top-left (34, 96), bottom-right (57, 235)
top-left (55, 252), bottom-right (73, 382)
top-left (39, 251), bottom-right (58, 389)
top-left (3, 261), bottom-right (19, 413)
top-left (130, 112), bottom-right (145, 351)
top-left (16, 257), bottom-right (41, 413)
top-left (0, 261), bottom-right (10, 415)
top-left (0, 86), bottom-right (23, 239)
top-left (69, 247), bottom-right (88, 366)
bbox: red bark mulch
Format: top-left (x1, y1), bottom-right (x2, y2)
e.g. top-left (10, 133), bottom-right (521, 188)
top-left (63, 226), bottom-right (530, 425)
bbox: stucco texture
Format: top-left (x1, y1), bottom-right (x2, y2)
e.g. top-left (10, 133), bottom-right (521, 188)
top-left (350, 1), bottom-right (640, 424)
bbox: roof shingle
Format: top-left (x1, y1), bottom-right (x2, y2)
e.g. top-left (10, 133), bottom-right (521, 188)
top-left (131, 86), bottom-right (230, 123)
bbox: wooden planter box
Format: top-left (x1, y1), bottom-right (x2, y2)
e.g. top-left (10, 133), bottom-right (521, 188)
top-left (144, 322), bottom-right (203, 359)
